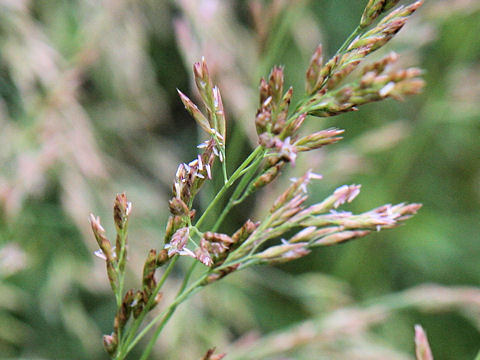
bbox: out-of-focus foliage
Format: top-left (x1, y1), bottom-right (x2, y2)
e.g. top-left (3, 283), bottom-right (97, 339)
top-left (0, 0), bottom-right (479, 359)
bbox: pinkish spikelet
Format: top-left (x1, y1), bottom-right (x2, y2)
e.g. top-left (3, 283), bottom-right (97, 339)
top-left (290, 226), bottom-right (317, 243)
top-left (167, 227), bottom-right (190, 256)
top-left (306, 44), bottom-right (324, 94)
top-left (313, 230), bottom-right (371, 246)
top-left (177, 89), bottom-right (211, 134)
top-left (256, 243), bottom-right (310, 264)
top-left (270, 170), bottom-right (321, 213)
top-left (415, 325), bottom-right (434, 360)
top-left (195, 246), bottom-right (213, 267)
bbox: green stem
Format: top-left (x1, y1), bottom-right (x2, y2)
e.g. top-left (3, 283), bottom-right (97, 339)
top-left (141, 309), bottom-right (175, 360)
top-left (114, 267), bottom-right (123, 307)
top-left (113, 225), bottom-right (128, 307)
top-left (115, 255), bottom-right (179, 360)
top-left (211, 152), bottom-right (266, 232)
top-left (112, 225), bottom-right (129, 350)
top-left (139, 261), bottom-right (199, 360)
top-left (125, 271), bottom-right (210, 355)
top-left (221, 148), bottom-right (228, 184)
top-left (195, 146), bottom-right (264, 230)
top-left (335, 25), bottom-right (362, 56)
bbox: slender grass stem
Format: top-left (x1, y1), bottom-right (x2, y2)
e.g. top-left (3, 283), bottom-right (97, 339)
top-left (211, 151), bottom-right (266, 232)
top-left (336, 25), bottom-right (362, 56)
top-left (116, 226), bottom-right (128, 303)
top-left (112, 226), bottom-right (128, 351)
top-left (125, 272), bottom-right (210, 355)
top-left (221, 148), bottom-right (228, 184)
top-left (195, 146), bottom-right (264, 230)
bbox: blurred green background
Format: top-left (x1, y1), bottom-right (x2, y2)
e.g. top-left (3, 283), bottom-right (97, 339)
top-left (0, 0), bottom-right (479, 359)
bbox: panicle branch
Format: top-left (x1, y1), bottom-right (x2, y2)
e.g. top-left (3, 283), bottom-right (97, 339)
top-left (300, 50), bottom-right (424, 117)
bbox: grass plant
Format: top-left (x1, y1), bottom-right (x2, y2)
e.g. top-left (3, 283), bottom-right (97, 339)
top-left (89, 1), bottom-right (446, 359)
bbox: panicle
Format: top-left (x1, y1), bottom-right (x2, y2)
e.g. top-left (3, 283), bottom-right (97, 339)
top-left (269, 194), bottom-right (308, 228)
top-left (132, 291), bottom-right (145, 318)
top-left (164, 215), bottom-right (183, 243)
top-left (204, 231), bottom-right (234, 244)
top-left (259, 77), bottom-right (270, 104)
top-left (274, 87), bottom-right (293, 134)
top-left (95, 3), bottom-right (426, 353)
top-left (172, 139), bottom-right (217, 206)
top-left (113, 193), bottom-right (131, 273)
top-left (276, 137), bottom-right (297, 165)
